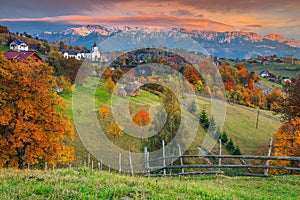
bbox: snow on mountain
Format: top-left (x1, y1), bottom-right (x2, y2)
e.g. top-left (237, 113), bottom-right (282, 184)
top-left (39, 25), bottom-right (300, 58)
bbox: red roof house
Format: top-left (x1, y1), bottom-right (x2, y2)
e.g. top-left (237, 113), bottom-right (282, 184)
top-left (4, 51), bottom-right (43, 63)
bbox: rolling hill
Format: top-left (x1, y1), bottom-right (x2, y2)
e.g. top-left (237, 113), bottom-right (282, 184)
top-left (61, 77), bottom-right (282, 167)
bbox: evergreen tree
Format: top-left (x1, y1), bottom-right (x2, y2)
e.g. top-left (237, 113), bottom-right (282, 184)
top-left (200, 110), bottom-right (209, 129)
top-left (220, 131), bottom-right (228, 143)
top-left (215, 127), bottom-right (221, 138)
top-left (188, 99), bottom-right (197, 114)
top-left (208, 116), bottom-right (216, 135)
top-left (226, 139), bottom-right (235, 150)
top-left (233, 146), bottom-right (242, 155)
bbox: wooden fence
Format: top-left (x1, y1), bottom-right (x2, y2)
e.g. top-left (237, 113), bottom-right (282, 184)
top-left (29, 138), bottom-right (300, 177)
top-left (144, 139), bottom-right (300, 177)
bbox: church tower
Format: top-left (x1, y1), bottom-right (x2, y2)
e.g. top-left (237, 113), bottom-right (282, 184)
top-left (91, 42), bottom-right (100, 62)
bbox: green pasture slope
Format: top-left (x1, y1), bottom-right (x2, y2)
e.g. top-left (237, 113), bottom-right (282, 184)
top-left (60, 77), bottom-right (281, 166)
top-left (0, 169), bottom-right (299, 199)
top-left (246, 63), bottom-right (300, 78)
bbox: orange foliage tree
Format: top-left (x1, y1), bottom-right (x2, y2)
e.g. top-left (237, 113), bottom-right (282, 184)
top-left (133, 110), bottom-right (151, 140)
top-left (133, 110), bottom-right (151, 127)
top-left (0, 54), bottom-right (74, 169)
top-left (219, 63), bottom-right (265, 108)
top-left (266, 89), bottom-right (285, 111)
top-left (98, 105), bottom-right (110, 119)
top-left (271, 75), bottom-right (300, 173)
top-left (272, 117), bottom-right (300, 172)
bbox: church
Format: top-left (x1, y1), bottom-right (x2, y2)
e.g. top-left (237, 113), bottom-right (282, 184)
top-left (61, 42), bottom-right (101, 62)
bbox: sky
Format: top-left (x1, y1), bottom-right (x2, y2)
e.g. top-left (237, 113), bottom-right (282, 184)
top-left (1, 0), bottom-right (300, 39)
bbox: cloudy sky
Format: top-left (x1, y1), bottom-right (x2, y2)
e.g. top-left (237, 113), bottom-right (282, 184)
top-left (1, 0), bottom-right (300, 38)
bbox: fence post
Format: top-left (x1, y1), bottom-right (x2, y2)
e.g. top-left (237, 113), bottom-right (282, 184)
top-left (44, 162), bottom-right (48, 171)
top-left (108, 165), bottom-right (111, 173)
top-left (91, 160), bottom-right (94, 170)
top-left (144, 147), bottom-right (148, 175)
top-left (178, 143), bottom-right (184, 174)
top-left (84, 160), bottom-right (86, 168)
top-left (27, 164), bottom-right (30, 170)
top-left (264, 137), bottom-right (273, 176)
top-left (218, 139), bottom-right (222, 172)
top-left (162, 140), bottom-right (166, 176)
top-left (88, 153), bottom-right (91, 168)
top-left (129, 151), bottom-right (134, 176)
top-left (169, 148), bottom-right (176, 176)
top-left (98, 162), bottom-right (101, 171)
top-left (119, 153), bottom-right (122, 173)
top-left (256, 109), bottom-right (260, 129)
top-left (146, 151), bottom-right (150, 176)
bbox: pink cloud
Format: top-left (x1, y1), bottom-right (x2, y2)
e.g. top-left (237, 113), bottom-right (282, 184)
top-left (1, 15), bottom-right (236, 32)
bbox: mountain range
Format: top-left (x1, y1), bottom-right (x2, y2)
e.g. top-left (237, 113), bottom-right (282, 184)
top-left (38, 25), bottom-right (300, 59)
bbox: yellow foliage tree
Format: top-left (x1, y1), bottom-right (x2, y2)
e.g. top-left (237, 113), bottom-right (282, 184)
top-left (0, 54), bottom-right (74, 169)
top-left (271, 75), bottom-right (300, 174)
top-left (107, 122), bottom-right (123, 139)
top-left (103, 77), bottom-right (115, 93)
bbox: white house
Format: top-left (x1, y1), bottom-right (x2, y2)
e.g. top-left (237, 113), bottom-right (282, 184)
top-left (9, 40), bottom-right (29, 51)
top-left (61, 49), bottom-right (82, 60)
top-left (282, 78), bottom-right (291, 85)
top-left (61, 42), bottom-right (101, 62)
top-left (259, 70), bottom-right (270, 78)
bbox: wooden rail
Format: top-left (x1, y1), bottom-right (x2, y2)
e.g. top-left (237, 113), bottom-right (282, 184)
top-left (144, 139), bottom-right (300, 177)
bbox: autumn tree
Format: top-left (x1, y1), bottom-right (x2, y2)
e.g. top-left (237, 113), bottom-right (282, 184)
top-left (111, 68), bottom-right (124, 83)
top-left (271, 75), bottom-right (300, 173)
top-left (46, 51), bottom-right (84, 84)
top-left (0, 54), bottom-right (74, 169)
top-left (99, 105), bottom-right (110, 119)
top-left (133, 110), bottom-right (151, 140)
top-left (107, 122), bottom-right (123, 139)
top-left (219, 63), bottom-right (264, 108)
top-left (57, 75), bottom-right (74, 93)
top-left (182, 65), bottom-right (202, 85)
top-left (280, 76), bottom-right (300, 120)
top-left (0, 25), bottom-right (9, 34)
top-left (101, 66), bottom-right (112, 79)
top-left (266, 89), bottom-right (285, 111)
top-left (103, 77), bottom-right (116, 93)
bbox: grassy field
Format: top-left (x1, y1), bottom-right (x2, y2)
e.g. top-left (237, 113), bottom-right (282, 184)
top-left (0, 169), bottom-right (299, 199)
top-left (246, 63), bottom-right (300, 78)
top-left (59, 77), bottom-right (282, 168)
top-left (196, 96), bottom-right (281, 153)
top-left (0, 45), bottom-right (9, 52)
top-left (259, 77), bottom-right (283, 89)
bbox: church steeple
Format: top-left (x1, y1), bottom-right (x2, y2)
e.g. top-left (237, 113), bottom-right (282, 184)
top-left (92, 42), bottom-right (98, 53)
top-left (91, 42), bottom-right (100, 62)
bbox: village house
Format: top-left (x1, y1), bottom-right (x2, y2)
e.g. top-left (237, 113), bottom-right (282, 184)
top-left (9, 40), bottom-right (29, 52)
top-left (282, 78), bottom-right (291, 85)
top-left (259, 70), bottom-right (270, 78)
top-left (4, 51), bottom-right (43, 63)
top-left (61, 42), bottom-right (101, 62)
top-left (117, 82), bottom-right (141, 97)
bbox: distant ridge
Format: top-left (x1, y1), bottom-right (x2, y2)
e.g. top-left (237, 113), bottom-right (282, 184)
top-left (37, 25), bottom-right (300, 59)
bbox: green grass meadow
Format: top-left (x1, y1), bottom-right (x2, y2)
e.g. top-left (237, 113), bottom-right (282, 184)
top-left (59, 77), bottom-right (282, 166)
top-left (0, 169), bottom-right (299, 199)
top-left (246, 63), bottom-right (300, 78)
